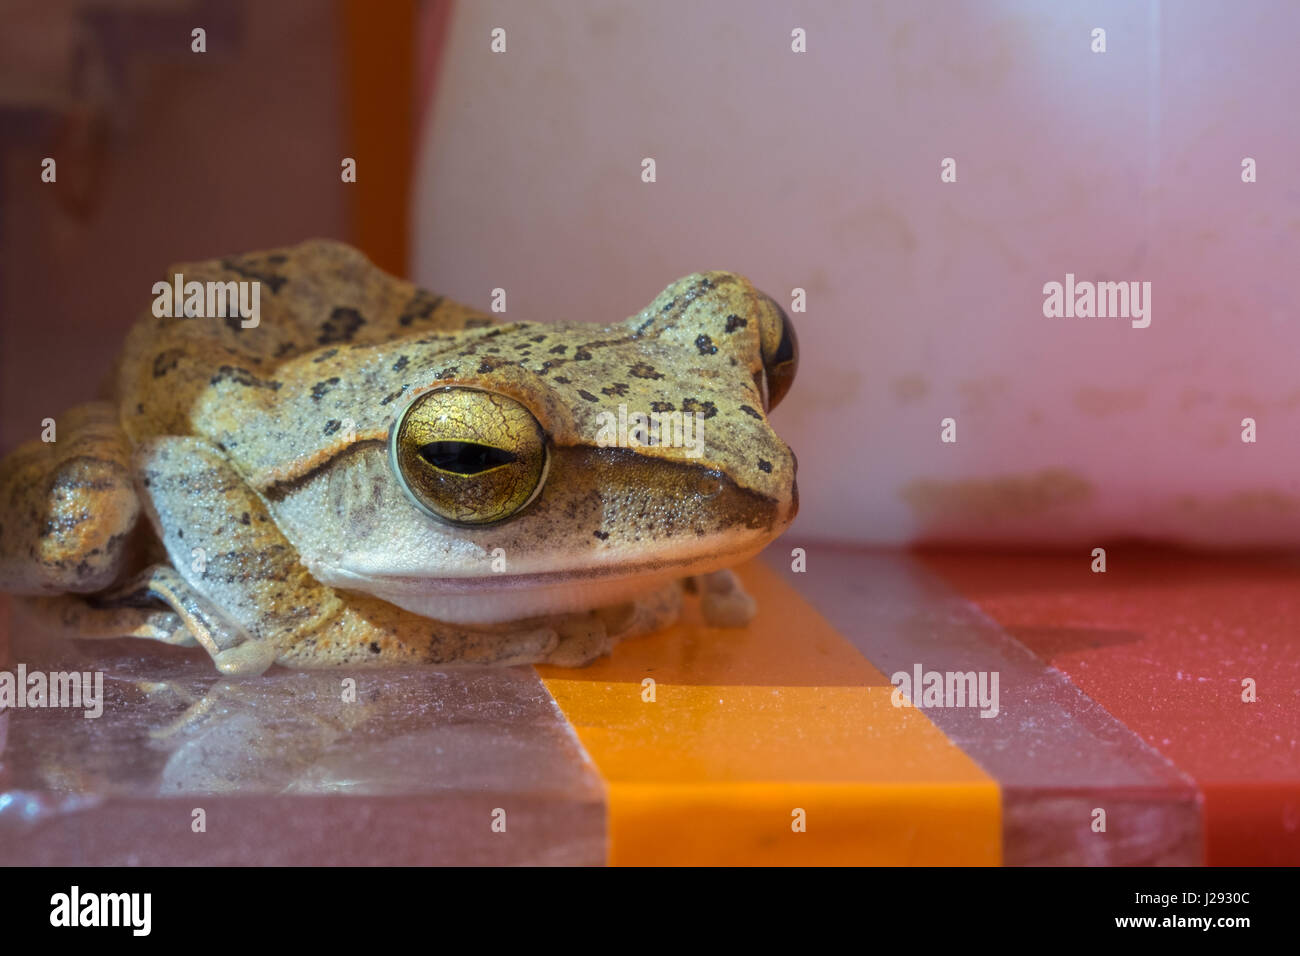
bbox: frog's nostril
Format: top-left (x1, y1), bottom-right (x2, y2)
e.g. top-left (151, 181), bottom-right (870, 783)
top-left (698, 471), bottom-right (725, 499)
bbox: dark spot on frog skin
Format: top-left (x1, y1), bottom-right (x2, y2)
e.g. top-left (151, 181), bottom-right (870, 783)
top-left (313, 348), bottom-right (339, 363)
top-left (681, 397), bottom-right (718, 419)
top-left (210, 366), bottom-right (282, 390)
top-left (397, 290), bottom-right (443, 326)
top-left (369, 642), bottom-right (381, 654)
top-left (463, 317), bottom-right (492, 329)
top-left (758, 459), bottom-right (773, 473)
top-left (661, 298), bottom-right (678, 313)
top-left (323, 419), bottom-right (342, 436)
top-left (311, 377), bottom-right (341, 401)
top-left (39, 511), bottom-right (90, 537)
top-left (651, 401), bottom-right (675, 413)
top-left (553, 376), bottom-right (571, 384)
top-left (380, 388), bottom-right (405, 406)
top-left (740, 404), bottom-right (762, 419)
top-left (531, 334), bottom-right (547, 343)
top-left (274, 341), bottom-right (298, 358)
top-left (602, 383), bottom-right (630, 397)
top-left (573, 348), bottom-right (593, 361)
top-left (220, 258), bottom-right (289, 294)
top-left (391, 355), bottom-right (409, 372)
top-left (630, 362), bottom-right (664, 380)
top-left (695, 334), bottom-right (718, 355)
top-left (152, 349), bottom-right (185, 378)
top-left (593, 530), bottom-right (610, 540)
top-left (577, 390), bottom-right (599, 403)
top-left (240, 512), bottom-right (251, 525)
top-left (318, 307), bottom-right (365, 345)
top-left (725, 314), bottom-right (747, 333)
top-left (549, 344), bottom-right (568, 354)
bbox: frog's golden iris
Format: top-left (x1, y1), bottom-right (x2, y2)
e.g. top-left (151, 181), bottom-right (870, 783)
top-left (389, 386), bottom-right (550, 526)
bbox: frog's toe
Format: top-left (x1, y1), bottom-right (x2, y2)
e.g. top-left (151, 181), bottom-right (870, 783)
top-left (213, 639), bottom-right (279, 677)
top-left (546, 615), bottom-right (612, 668)
top-left (698, 569), bottom-right (757, 628)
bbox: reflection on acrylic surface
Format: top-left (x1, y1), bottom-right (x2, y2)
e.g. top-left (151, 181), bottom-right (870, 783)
top-left (0, 604), bottom-right (605, 864)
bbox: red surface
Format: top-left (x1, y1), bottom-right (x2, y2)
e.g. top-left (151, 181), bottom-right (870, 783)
top-left (922, 550), bottom-right (1300, 865)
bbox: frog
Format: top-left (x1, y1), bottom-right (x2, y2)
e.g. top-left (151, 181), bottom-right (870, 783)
top-left (0, 240), bottom-right (798, 676)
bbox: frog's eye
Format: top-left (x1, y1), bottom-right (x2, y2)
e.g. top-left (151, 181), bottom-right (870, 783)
top-left (756, 293), bottom-right (799, 411)
top-left (389, 387), bottom-right (549, 526)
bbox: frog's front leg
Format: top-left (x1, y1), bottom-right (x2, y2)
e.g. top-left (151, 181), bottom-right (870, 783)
top-left (97, 563), bottom-right (266, 667)
top-left (543, 579), bottom-right (685, 666)
top-left (135, 438), bottom-right (564, 674)
top-left (688, 568), bottom-right (758, 628)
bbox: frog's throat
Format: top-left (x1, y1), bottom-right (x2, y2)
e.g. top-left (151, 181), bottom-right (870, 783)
top-left (311, 538), bottom-right (775, 626)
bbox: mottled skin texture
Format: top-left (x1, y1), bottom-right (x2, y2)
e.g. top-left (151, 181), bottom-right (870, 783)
top-left (0, 240), bottom-right (798, 675)
top-left (0, 404), bottom-right (138, 594)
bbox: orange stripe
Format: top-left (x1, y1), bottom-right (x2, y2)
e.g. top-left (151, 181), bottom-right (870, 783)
top-left (537, 561), bottom-right (1001, 865)
top-left (341, 0), bottom-right (418, 276)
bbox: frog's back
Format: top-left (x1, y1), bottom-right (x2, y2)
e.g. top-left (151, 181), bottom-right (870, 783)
top-left (117, 239), bottom-right (494, 444)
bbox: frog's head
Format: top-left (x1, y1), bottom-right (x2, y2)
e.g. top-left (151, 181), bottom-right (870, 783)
top-left (261, 272), bottom-right (799, 625)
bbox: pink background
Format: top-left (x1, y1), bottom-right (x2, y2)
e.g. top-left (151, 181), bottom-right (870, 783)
top-left (2, 1), bottom-right (1297, 549)
top-left (412, 0), bottom-right (1300, 547)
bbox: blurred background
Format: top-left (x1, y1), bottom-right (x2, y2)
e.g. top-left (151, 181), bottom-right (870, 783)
top-left (2, 0), bottom-right (1298, 548)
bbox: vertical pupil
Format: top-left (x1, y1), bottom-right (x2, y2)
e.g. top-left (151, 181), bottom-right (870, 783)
top-left (418, 441), bottom-right (517, 475)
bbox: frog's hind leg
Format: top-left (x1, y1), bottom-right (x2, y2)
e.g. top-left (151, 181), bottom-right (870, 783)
top-left (0, 402), bottom-right (140, 595)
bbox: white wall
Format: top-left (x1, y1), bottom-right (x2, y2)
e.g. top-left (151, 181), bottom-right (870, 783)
top-left (412, 0), bottom-right (1300, 547)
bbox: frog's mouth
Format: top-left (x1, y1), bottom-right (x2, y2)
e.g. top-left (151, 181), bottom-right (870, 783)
top-left (315, 531), bottom-right (784, 626)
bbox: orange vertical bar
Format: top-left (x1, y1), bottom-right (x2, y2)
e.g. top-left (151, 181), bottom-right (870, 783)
top-left (341, 0), bottom-right (420, 276)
